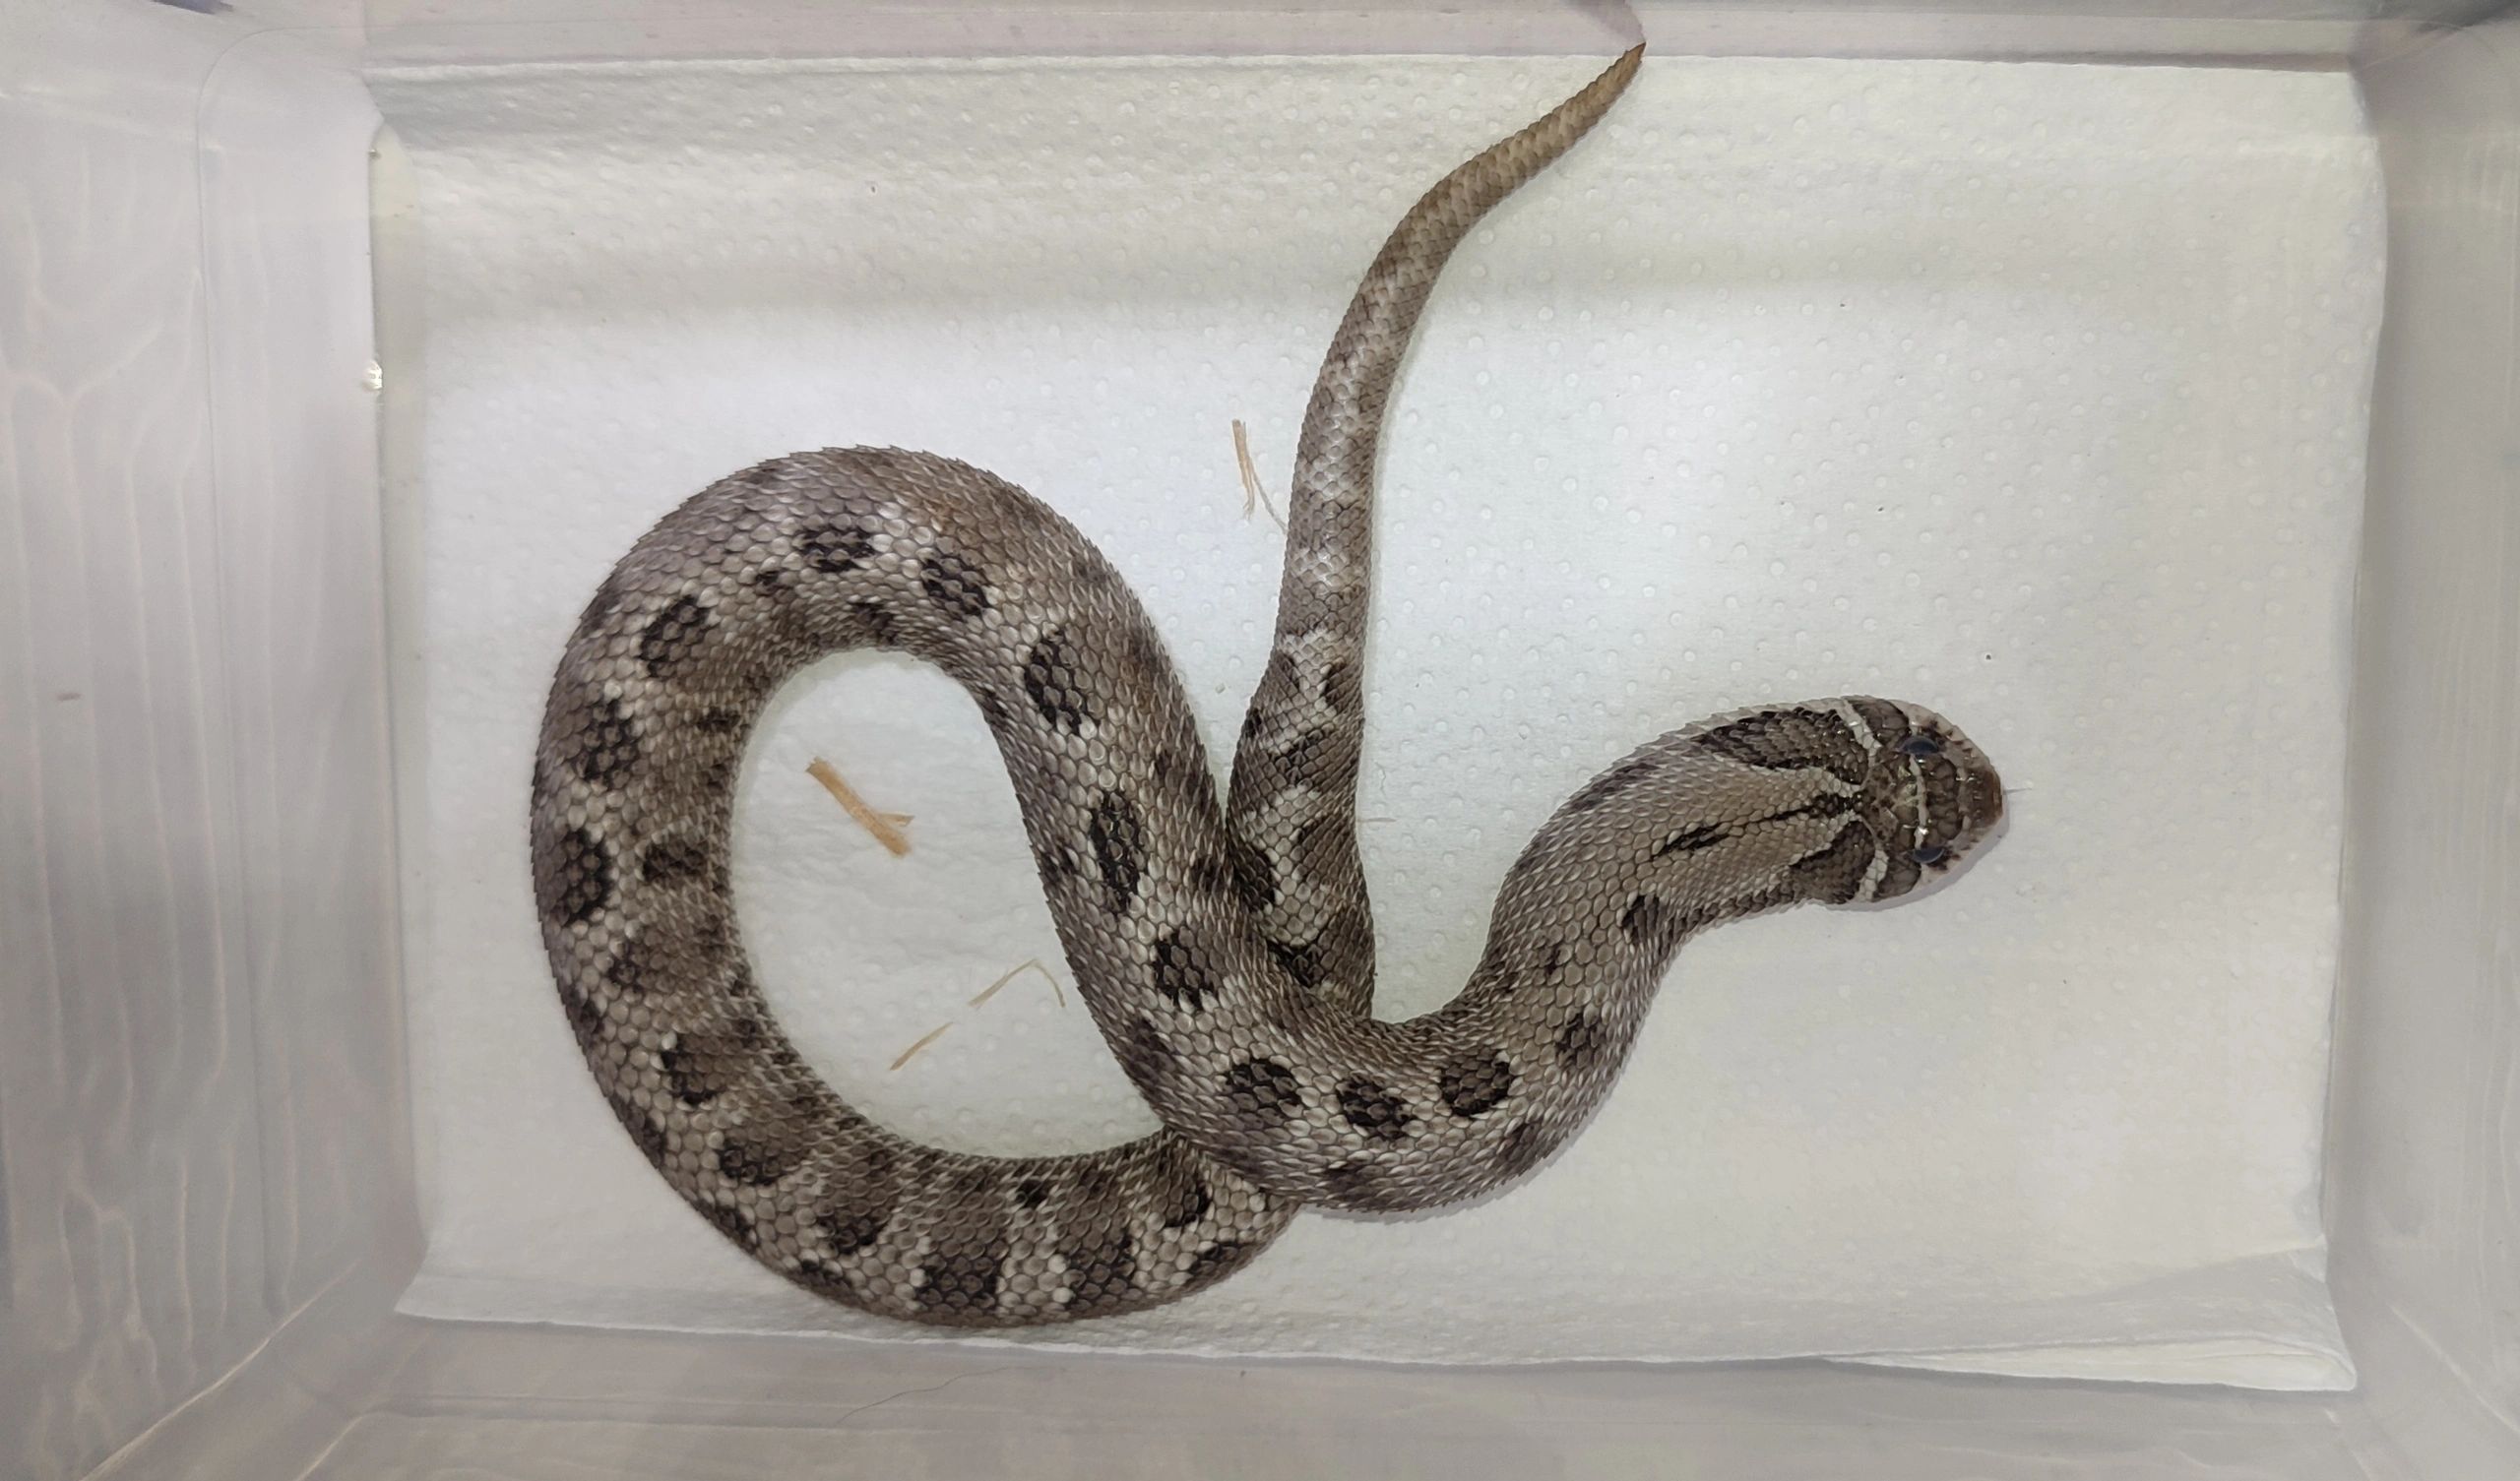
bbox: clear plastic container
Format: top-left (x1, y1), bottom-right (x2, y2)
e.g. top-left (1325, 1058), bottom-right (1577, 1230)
top-left (4, 2), bottom-right (2511, 1475)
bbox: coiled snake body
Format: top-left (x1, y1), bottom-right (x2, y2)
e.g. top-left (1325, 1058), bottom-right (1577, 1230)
top-left (530, 46), bottom-right (2005, 1327)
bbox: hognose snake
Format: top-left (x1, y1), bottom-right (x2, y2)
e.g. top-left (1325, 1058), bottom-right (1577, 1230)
top-left (529, 44), bottom-right (2007, 1327)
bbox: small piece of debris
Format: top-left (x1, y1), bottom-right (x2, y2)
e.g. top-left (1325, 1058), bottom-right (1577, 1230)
top-left (807, 757), bottom-right (912, 855)
top-left (970, 957), bottom-right (1066, 1010)
top-left (1232, 419), bottom-right (1286, 531)
top-left (888, 1020), bottom-right (954, 1072)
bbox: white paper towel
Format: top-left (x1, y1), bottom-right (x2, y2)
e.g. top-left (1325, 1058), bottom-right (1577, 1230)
top-left (378, 52), bottom-right (2380, 1387)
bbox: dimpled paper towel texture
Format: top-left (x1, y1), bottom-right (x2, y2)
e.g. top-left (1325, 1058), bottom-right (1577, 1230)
top-left (380, 53), bottom-right (2379, 1386)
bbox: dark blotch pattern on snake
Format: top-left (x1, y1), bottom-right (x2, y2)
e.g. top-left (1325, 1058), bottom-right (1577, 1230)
top-left (529, 46), bottom-right (2007, 1328)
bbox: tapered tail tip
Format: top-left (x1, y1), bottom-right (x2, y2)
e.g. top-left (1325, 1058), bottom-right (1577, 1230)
top-left (1592, 43), bottom-right (1646, 104)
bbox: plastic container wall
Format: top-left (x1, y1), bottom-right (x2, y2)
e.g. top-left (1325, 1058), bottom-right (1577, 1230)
top-left (1, 2), bottom-right (2512, 1477)
top-left (2326, 15), bottom-right (2520, 1467)
top-left (0, 6), bottom-right (404, 1476)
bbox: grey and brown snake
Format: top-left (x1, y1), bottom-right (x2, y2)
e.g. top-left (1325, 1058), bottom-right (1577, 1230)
top-left (529, 44), bottom-right (2007, 1327)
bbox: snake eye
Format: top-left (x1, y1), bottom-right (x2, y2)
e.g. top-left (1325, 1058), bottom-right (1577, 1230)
top-left (1899, 734), bottom-right (1942, 759)
top-left (1910, 843), bottom-right (1950, 866)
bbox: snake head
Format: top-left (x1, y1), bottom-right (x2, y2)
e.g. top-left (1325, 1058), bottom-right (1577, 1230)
top-left (1847, 698), bottom-right (2005, 904)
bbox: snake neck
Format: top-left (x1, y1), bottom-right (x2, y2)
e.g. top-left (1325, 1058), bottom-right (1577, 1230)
top-left (1118, 708), bottom-right (1894, 1212)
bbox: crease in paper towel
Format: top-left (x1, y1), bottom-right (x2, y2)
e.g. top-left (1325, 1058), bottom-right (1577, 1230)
top-left (378, 52), bottom-right (2380, 1386)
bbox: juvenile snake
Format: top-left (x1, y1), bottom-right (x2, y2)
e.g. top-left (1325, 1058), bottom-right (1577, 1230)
top-left (530, 45), bottom-right (2005, 1327)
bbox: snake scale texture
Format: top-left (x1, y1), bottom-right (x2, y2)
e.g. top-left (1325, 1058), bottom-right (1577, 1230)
top-left (530, 45), bottom-right (2006, 1328)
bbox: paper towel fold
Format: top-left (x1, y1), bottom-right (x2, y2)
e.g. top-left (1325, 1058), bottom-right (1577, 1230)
top-left (380, 51), bottom-right (2378, 1388)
